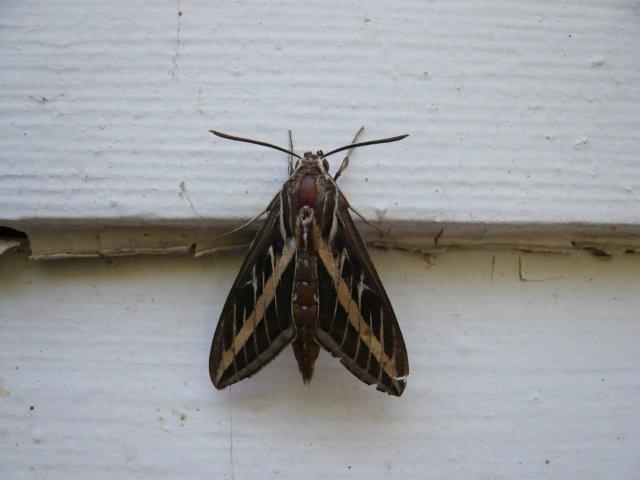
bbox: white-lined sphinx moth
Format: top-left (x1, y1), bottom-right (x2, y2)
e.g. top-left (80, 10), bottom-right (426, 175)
top-left (208, 129), bottom-right (409, 396)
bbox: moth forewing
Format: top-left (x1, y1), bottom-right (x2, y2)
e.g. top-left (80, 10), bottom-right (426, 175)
top-left (314, 193), bottom-right (408, 396)
top-left (208, 195), bottom-right (297, 388)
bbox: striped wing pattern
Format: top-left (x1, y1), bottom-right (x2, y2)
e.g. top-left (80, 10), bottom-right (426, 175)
top-left (315, 197), bottom-right (409, 396)
top-left (209, 195), bottom-right (297, 389)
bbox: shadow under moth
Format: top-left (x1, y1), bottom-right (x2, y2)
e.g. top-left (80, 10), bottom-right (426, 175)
top-left (208, 128), bottom-right (409, 396)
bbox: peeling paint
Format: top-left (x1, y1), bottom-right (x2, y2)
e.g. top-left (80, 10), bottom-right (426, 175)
top-left (5, 224), bottom-right (640, 260)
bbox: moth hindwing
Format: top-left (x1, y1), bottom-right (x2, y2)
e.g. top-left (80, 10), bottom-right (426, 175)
top-left (208, 130), bottom-right (409, 396)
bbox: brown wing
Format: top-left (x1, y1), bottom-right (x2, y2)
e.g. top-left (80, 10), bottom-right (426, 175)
top-left (314, 193), bottom-right (409, 396)
top-left (209, 194), bottom-right (297, 389)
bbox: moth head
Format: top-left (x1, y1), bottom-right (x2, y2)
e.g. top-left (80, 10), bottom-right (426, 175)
top-left (299, 151), bottom-right (330, 174)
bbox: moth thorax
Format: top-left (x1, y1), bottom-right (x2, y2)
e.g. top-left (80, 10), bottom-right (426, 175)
top-left (297, 174), bottom-right (317, 208)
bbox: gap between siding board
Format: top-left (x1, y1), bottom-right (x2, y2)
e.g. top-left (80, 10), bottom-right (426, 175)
top-left (1, 222), bottom-right (639, 259)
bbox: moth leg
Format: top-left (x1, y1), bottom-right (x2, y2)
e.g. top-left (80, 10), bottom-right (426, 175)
top-left (288, 130), bottom-right (294, 176)
top-left (347, 204), bottom-right (386, 237)
top-left (212, 207), bottom-right (269, 242)
top-left (333, 126), bottom-right (365, 181)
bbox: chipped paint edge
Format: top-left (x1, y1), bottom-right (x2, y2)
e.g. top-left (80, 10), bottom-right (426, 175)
top-left (2, 222), bottom-right (639, 260)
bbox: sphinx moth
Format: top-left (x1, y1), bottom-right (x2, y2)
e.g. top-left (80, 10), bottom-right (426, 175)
top-left (208, 129), bottom-right (409, 396)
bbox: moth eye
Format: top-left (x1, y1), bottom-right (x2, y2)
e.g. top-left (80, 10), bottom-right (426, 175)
top-left (322, 159), bottom-right (330, 172)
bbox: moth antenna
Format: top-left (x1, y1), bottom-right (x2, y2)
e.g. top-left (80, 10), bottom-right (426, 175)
top-left (324, 134), bottom-right (409, 158)
top-left (210, 130), bottom-right (302, 159)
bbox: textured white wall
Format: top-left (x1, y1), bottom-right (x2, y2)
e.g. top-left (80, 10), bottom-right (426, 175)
top-left (1, 0), bottom-right (639, 235)
top-left (1, 249), bottom-right (639, 479)
top-left (2, 3), bottom-right (639, 478)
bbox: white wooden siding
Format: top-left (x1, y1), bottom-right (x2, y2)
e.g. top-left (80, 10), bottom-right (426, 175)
top-left (1, 0), bottom-right (639, 251)
top-left (1, 249), bottom-right (639, 479)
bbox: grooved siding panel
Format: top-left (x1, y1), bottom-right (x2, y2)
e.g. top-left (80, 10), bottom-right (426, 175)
top-left (1, 250), bottom-right (639, 479)
top-left (1, 1), bottom-right (639, 231)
